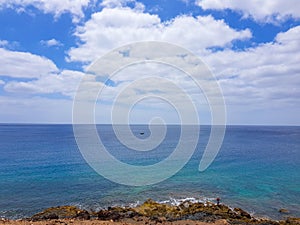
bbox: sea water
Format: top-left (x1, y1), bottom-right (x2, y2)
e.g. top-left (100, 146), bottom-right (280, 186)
top-left (0, 124), bottom-right (299, 219)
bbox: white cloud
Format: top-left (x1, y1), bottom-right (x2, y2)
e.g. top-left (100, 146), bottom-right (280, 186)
top-left (68, 7), bottom-right (251, 62)
top-left (0, 40), bottom-right (9, 47)
top-left (4, 70), bottom-right (84, 98)
top-left (0, 47), bottom-right (85, 99)
top-left (0, 2), bottom-right (298, 124)
top-left (100, 0), bottom-right (145, 10)
top-left (0, 48), bottom-right (58, 78)
top-left (0, 39), bottom-right (19, 49)
top-left (164, 15), bottom-right (251, 50)
top-left (196, 0), bottom-right (300, 23)
top-left (0, 0), bottom-right (91, 22)
top-left (0, 47), bottom-right (85, 98)
top-left (203, 26), bottom-right (300, 115)
top-left (40, 38), bottom-right (63, 47)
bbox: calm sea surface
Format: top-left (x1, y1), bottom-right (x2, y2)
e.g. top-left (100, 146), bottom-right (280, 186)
top-left (0, 124), bottom-right (299, 219)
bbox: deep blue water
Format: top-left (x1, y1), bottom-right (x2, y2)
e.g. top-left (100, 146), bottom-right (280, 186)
top-left (0, 124), bottom-right (299, 219)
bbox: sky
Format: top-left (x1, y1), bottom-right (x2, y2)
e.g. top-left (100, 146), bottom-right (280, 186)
top-left (0, 0), bottom-right (299, 125)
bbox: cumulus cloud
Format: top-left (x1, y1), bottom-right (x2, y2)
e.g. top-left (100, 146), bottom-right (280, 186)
top-left (1, 1), bottom-right (298, 124)
top-left (203, 26), bottom-right (300, 108)
top-left (198, 25), bottom-right (300, 125)
top-left (68, 7), bottom-right (251, 62)
top-left (64, 6), bottom-right (300, 125)
top-left (0, 48), bottom-right (58, 78)
top-left (4, 70), bottom-right (84, 97)
top-left (0, 47), bottom-right (83, 98)
top-left (0, 47), bottom-right (86, 99)
top-left (40, 38), bottom-right (63, 47)
top-left (0, 0), bottom-right (91, 22)
top-left (196, 0), bottom-right (300, 23)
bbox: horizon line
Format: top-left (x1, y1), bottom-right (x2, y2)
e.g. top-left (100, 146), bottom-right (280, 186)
top-left (0, 123), bottom-right (299, 127)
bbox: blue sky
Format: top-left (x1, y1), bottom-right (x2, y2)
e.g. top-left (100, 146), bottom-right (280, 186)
top-left (0, 0), bottom-right (299, 125)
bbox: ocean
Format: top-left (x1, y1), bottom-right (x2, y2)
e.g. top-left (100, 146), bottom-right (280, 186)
top-left (0, 124), bottom-right (299, 220)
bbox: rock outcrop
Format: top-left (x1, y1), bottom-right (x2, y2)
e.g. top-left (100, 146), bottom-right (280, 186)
top-left (29, 200), bottom-right (300, 225)
top-left (31, 206), bottom-right (90, 221)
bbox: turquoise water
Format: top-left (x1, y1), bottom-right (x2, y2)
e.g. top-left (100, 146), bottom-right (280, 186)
top-left (0, 124), bottom-right (299, 219)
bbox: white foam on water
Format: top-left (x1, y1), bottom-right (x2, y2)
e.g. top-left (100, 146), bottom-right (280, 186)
top-left (158, 196), bottom-right (216, 206)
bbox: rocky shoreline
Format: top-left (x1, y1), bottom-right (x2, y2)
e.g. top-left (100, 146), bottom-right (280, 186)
top-left (1, 199), bottom-right (299, 225)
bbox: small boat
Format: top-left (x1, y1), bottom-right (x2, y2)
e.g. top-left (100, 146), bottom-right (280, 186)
top-left (140, 132), bottom-right (145, 135)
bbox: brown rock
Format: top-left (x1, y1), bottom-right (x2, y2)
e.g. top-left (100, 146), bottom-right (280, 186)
top-left (31, 206), bottom-right (90, 221)
top-left (284, 217), bottom-right (300, 224)
top-left (279, 209), bottom-right (289, 214)
top-left (233, 207), bottom-right (251, 219)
